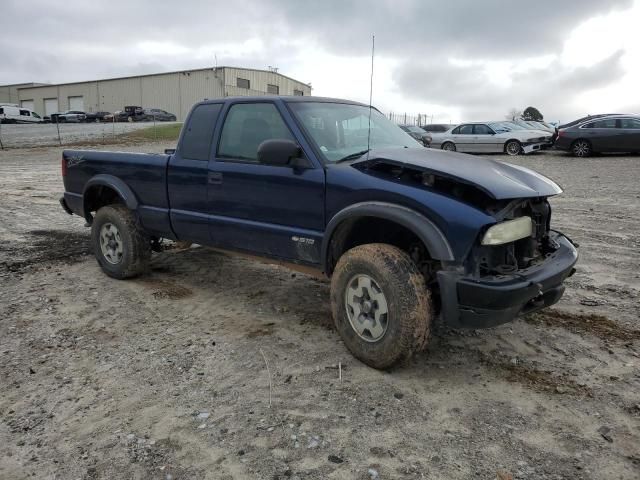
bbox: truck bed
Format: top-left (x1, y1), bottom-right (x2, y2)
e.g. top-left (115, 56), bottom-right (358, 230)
top-left (62, 149), bottom-right (173, 237)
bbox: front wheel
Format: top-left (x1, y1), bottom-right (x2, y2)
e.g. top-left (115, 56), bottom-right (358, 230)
top-left (442, 142), bottom-right (456, 152)
top-left (91, 205), bottom-right (151, 279)
top-left (330, 244), bottom-right (432, 369)
top-left (572, 140), bottom-right (592, 157)
top-left (505, 140), bottom-right (522, 156)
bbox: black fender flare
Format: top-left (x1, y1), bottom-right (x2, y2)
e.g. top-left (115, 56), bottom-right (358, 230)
top-left (321, 201), bottom-right (455, 273)
top-left (82, 174), bottom-right (139, 222)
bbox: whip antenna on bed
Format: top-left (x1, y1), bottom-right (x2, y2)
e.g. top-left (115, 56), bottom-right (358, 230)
top-left (366, 34), bottom-right (375, 160)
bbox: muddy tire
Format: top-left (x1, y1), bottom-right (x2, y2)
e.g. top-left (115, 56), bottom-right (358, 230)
top-left (330, 243), bottom-right (432, 369)
top-left (91, 204), bottom-right (151, 279)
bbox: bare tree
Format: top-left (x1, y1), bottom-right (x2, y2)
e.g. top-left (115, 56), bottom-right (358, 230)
top-left (505, 108), bottom-right (522, 121)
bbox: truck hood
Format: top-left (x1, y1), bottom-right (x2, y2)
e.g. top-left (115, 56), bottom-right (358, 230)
top-left (353, 147), bottom-right (562, 200)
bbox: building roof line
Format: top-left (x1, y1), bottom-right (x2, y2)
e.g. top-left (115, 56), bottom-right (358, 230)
top-left (9, 66), bottom-right (311, 91)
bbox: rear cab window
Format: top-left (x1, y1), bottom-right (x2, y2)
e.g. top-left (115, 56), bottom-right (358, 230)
top-left (180, 103), bottom-right (223, 160)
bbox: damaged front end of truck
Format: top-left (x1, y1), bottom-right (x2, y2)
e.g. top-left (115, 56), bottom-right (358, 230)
top-left (350, 148), bottom-right (579, 328)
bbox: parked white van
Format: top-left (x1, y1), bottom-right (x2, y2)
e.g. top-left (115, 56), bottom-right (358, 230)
top-left (0, 104), bottom-right (44, 124)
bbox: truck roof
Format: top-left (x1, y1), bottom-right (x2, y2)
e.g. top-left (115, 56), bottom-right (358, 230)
top-left (197, 95), bottom-right (369, 108)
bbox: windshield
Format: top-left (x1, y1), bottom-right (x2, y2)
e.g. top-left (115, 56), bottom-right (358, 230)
top-left (488, 121), bottom-right (522, 133)
top-left (288, 102), bottom-right (420, 162)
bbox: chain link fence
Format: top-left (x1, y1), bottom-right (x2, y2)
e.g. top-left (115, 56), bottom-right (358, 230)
top-left (0, 116), bottom-right (181, 149)
top-left (387, 112), bottom-right (433, 127)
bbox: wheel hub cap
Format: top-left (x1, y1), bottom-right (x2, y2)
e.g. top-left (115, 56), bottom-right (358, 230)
top-left (99, 223), bottom-right (124, 264)
top-left (345, 274), bottom-right (389, 342)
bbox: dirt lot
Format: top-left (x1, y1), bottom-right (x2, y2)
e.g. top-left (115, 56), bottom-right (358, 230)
top-left (0, 143), bottom-right (639, 480)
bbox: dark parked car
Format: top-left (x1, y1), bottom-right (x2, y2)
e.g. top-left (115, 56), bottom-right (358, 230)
top-left (84, 111), bottom-right (111, 123)
top-left (398, 124), bottom-right (431, 146)
top-left (60, 95), bottom-right (577, 369)
top-left (143, 108), bottom-right (177, 121)
top-left (115, 106), bottom-right (147, 122)
top-left (422, 124), bottom-right (457, 133)
top-left (557, 114), bottom-right (622, 130)
top-left (555, 115), bottom-right (640, 157)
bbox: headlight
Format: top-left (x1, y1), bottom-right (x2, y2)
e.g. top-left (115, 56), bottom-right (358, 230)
top-left (481, 216), bottom-right (533, 246)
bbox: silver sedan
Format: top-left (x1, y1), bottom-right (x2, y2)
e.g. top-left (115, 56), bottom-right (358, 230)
top-left (429, 122), bottom-right (552, 155)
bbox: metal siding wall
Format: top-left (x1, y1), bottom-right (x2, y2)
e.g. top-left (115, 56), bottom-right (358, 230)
top-left (58, 83), bottom-right (98, 112)
top-left (140, 74), bottom-right (180, 119)
top-left (18, 86), bottom-right (58, 116)
top-left (97, 78), bottom-right (143, 114)
top-left (223, 68), bottom-right (311, 96)
top-left (178, 69), bottom-right (224, 121)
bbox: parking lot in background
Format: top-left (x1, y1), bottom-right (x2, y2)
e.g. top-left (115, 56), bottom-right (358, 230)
top-left (1, 141), bottom-right (639, 479)
top-left (0, 121), bottom-right (181, 148)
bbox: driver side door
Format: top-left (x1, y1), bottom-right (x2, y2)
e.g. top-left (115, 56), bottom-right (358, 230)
top-left (207, 101), bottom-right (325, 264)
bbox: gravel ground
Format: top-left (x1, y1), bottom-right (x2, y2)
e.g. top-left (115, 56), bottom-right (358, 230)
top-left (0, 144), bottom-right (639, 480)
top-left (0, 121), bottom-right (180, 148)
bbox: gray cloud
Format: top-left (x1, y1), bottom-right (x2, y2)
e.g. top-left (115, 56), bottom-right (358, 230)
top-left (393, 50), bottom-right (627, 121)
top-left (0, 0), bottom-right (635, 120)
top-left (269, 0), bottom-right (632, 58)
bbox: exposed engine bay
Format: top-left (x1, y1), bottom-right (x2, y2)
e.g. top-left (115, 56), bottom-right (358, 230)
top-left (356, 159), bottom-right (559, 277)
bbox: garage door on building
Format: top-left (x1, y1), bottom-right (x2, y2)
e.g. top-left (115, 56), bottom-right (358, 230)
top-left (21, 99), bottom-right (34, 111)
top-left (68, 96), bottom-right (84, 111)
top-left (44, 98), bottom-right (58, 116)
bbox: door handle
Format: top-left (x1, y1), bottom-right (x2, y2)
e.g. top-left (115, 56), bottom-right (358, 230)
top-left (208, 172), bottom-right (223, 185)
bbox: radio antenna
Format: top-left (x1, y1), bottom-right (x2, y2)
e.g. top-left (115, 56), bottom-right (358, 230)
top-left (366, 34), bottom-right (375, 160)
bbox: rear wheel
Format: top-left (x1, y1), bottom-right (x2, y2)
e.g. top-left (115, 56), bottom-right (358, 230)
top-left (330, 243), bottom-right (432, 369)
top-left (442, 142), bottom-right (456, 152)
top-left (91, 205), bottom-right (151, 279)
top-left (572, 139), bottom-right (592, 157)
top-left (505, 140), bottom-right (521, 156)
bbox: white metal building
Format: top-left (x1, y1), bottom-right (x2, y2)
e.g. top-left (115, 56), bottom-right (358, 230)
top-left (0, 83), bottom-right (48, 105)
top-left (8, 67), bottom-right (312, 121)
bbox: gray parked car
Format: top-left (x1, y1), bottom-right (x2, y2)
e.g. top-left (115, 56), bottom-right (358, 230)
top-left (429, 122), bottom-right (552, 155)
top-left (398, 124), bottom-right (432, 146)
top-left (56, 110), bottom-right (87, 123)
top-left (554, 115), bottom-right (640, 157)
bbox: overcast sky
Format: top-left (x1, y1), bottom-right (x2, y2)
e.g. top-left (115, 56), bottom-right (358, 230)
top-left (2, 0), bottom-right (639, 122)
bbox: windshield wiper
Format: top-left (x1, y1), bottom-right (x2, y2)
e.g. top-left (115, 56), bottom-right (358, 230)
top-left (336, 149), bottom-right (369, 163)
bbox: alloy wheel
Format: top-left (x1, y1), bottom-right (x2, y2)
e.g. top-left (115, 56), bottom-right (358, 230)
top-left (344, 274), bottom-right (389, 342)
top-left (99, 223), bottom-right (124, 264)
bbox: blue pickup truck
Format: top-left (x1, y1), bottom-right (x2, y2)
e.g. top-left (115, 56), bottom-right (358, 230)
top-left (60, 96), bottom-right (578, 369)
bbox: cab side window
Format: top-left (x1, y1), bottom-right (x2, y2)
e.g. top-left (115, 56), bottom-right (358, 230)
top-left (218, 103), bottom-right (295, 162)
top-left (474, 124), bottom-right (493, 134)
top-left (457, 124), bottom-right (474, 134)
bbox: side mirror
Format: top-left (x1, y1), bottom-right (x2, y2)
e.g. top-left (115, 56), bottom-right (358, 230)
top-left (257, 139), bottom-right (302, 166)
top-left (165, 148), bottom-right (176, 155)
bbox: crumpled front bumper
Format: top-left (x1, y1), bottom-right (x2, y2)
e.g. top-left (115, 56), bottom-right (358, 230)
top-left (437, 232), bottom-right (578, 329)
top-left (522, 142), bottom-right (548, 154)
